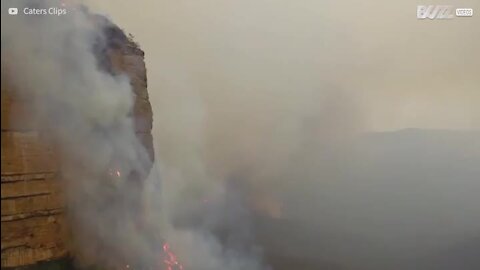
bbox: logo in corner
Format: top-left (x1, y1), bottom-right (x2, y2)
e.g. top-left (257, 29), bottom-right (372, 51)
top-left (417, 5), bottom-right (454, 19)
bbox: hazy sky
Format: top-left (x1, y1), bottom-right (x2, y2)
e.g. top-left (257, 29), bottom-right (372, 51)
top-left (85, 0), bottom-right (479, 132)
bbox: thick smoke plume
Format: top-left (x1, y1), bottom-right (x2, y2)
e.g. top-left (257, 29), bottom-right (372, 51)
top-left (86, 0), bottom-right (479, 269)
top-left (1, 0), bottom-right (161, 268)
top-left (2, 1), bottom-right (268, 269)
top-left (3, 0), bottom-right (480, 269)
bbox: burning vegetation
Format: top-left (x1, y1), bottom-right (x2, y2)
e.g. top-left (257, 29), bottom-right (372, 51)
top-left (105, 166), bottom-right (184, 270)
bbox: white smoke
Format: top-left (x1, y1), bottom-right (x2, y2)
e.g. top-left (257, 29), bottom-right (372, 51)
top-left (82, 1), bottom-right (479, 269)
top-left (2, 1), bottom-right (269, 269)
top-left (3, 0), bottom-right (480, 269)
top-left (1, 0), bottom-right (159, 268)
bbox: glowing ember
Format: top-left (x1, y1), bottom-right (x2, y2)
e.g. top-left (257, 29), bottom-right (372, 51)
top-left (162, 243), bottom-right (184, 270)
top-left (106, 165), bottom-right (182, 270)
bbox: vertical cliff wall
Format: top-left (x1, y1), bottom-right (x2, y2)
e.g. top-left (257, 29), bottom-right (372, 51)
top-left (1, 21), bottom-right (154, 268)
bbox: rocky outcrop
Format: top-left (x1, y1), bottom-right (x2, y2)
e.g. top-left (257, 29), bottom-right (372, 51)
top-left (1, 21), bottom-right (154, 268)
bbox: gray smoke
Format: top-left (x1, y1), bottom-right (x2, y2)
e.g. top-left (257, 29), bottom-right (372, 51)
top-left (84, 0), bottom-right (479, 269)
top-left (3, 0), bottom-right (480, 269)
top-left (2, 0), bottom-right (268, 269)
top-left (1, 0), bottom-right (160, 268)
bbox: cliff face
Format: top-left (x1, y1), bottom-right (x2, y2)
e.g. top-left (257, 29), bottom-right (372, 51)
top-left (0, 23), bottom-right (154, 268)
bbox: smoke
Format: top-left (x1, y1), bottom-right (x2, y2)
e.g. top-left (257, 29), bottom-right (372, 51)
top-left (3, 0), bottom-right (480, 269)
top-left (84, 0), bottom-right (479, 269)
top-left (1, 0), bottom-right (159, 268)
top-left (2, 1), bottom-right (269, 269)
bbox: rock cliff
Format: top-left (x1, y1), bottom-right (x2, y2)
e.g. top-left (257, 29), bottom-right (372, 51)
top-left (1, 19), bottom-right (154, 268)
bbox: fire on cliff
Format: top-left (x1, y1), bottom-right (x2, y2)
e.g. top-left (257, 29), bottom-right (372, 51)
top-left (107, 167), bottom-right (184, 270)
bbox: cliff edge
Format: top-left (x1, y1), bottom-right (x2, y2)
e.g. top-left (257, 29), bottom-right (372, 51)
top-left (1, 19), bottom-right (154, 268)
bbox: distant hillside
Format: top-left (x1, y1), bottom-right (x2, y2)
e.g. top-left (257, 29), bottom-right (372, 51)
top-left (255, 129), bottom-right (480, 270)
